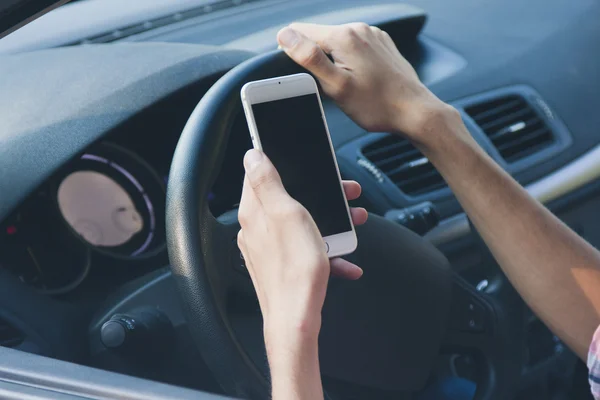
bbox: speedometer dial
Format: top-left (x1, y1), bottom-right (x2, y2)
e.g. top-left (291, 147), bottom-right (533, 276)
top-left (56, 143), bottom-right (166, 259)
top-left (58, 171), bottom-right (144, 247)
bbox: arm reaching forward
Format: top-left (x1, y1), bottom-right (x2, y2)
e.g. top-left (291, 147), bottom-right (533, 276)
top-left (277, 22), bottom-right (600, 360)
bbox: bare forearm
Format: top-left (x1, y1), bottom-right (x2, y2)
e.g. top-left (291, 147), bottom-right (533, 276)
top-left (265, 327), bottom-right (324, 400)
top-left (420, 108), bottom-right (600, 359)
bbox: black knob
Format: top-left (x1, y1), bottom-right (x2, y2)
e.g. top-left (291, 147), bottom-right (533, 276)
top-left (99, 308), bottom-right (172, 354)
top-left (100, 315), bottom-right (137, 349)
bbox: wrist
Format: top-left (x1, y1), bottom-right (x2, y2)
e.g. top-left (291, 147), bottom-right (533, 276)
top-left (264, 314), bottom-right (321, 352)
top-left (265, 329), bottom-right (320, 358)
top-left (389, 84), bottom-right (459, 139)
top-left (393, 97), bottom-right (478, 156)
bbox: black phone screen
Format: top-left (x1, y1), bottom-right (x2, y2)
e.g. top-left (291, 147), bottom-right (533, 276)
top-left (251, 93), bottom-right (352, 237)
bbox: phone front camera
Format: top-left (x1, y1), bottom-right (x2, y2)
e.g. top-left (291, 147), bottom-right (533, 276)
top-left (278, 82), bottom-right (281, 84)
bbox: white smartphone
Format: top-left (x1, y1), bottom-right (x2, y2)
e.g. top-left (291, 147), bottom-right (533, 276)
top-left (241, 73), bottom-right (357, 258)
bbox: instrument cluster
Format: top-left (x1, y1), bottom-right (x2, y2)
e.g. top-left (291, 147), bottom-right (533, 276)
top-left (0, 143), bottom-right (167, 295)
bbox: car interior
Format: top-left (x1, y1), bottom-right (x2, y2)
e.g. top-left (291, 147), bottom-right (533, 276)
top-left (0, 0), bottom-right (599, 399)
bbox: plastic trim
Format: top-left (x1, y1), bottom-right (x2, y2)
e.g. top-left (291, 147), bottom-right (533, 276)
top-left (0, 347), bottom-right (231, 400)
top-left (426, 142), bottom-right (600, 245)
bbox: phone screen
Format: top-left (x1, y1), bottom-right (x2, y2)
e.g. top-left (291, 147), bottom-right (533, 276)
top-left (251, 93), bottom-right (352, 237)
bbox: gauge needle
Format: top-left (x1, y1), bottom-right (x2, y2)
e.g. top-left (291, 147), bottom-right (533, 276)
top-left (27, 247), bottom-right (44, 277)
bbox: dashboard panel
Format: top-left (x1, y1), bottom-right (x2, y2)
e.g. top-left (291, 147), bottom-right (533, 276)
top-left (0, 142), bottom-right (170, 298)
top-left (0, 73), bottom-right (254, 299)
top-left (0, 44), bottom-right (254, 300)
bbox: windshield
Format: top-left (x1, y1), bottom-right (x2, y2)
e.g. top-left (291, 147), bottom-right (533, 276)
top-left (0, 0), bottom-right (68, 39)
top-left (0, 0), bottom-right (254, 53)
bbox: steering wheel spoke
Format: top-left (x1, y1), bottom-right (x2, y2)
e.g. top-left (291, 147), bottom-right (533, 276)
top-left (441, 274), bottom-right (524, 400)
top-left (442, 276), bottom-right (496, 353)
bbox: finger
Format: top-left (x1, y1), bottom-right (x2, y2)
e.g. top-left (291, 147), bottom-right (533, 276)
top-left (277, 26), bottom-right (347, 87)
top-left (243, 149), bottom-right (292, 211)
top-left (342, 180), bottom-right (362, 201)
top-left (330, 258), bottom-right (363, 280)
top-left (287, 22), bottom-right (338, 52)
top-left (350, 207), bottom-right (368, 226)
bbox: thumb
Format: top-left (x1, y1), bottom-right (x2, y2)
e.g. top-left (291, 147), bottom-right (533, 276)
top-left (244, 149), bottom-right (290, 209)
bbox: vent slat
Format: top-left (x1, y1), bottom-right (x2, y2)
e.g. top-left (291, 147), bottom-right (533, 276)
top-left (386, 158), bottom-right (430, 177)
top-left (502, 134), bottom-right (554, 162)
top-left (363, 144), bottom-right (417, 162)
top-left (504, 143), bottom-right (550, 163)
top-left (465, 94), bottom-right (556, 162)
top-left (390, 167), bottom-right (440, 187)
top-left (371, 151), bottom-right (423, 172)
top-left (479, 108), bottom-right (534, 132)
top-left (363, 144), bottom-right (417, 165)
top-left (468, 98), bottom-right (523, 122)
top-left (494, 126), bottom-right (548, 150)
top-left (487, 118), bottom-right (541, 141)
top-left (397, 180), bottom-right (447, 197)
top-left (363, 136), bottom-right (412, 153)
top-left (361, 135), bottom-right (446, 195)
top-left (464, 95), bottom-right (520, 117)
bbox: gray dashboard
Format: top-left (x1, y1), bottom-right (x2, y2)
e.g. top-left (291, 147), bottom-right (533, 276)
top-left (1, 0), bottom-right (599, 223)
top-left (0, 43), bottom-right (252, 221)
top-left (0, 0), bottom-right (598, 269)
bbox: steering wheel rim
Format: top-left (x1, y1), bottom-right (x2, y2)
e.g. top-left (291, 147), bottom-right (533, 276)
top-left (166, 50), bottom-right (525, 399)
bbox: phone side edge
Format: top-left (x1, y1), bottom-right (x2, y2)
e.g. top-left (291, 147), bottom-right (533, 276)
top-left (313, 83), bottom-right (358, 257)
top-left (240, 87), bottom-right (263, 151)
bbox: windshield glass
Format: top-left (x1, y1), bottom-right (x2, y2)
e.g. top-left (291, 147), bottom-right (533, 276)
top-left (0, 0), bottom-right (67, 39)
top-left (0, 0), bottom-right (252, 52)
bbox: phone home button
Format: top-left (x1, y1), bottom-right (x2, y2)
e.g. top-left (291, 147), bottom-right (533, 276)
top-left (324, 241), bottom-right (330, 254)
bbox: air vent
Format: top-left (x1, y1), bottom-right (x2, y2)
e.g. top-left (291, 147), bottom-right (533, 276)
top-left (0, 318), bottom-right (24, 347)
top-left (361, 135), bottom-right (445, 196)
top-left (465, 95), bottom-right (555, 163)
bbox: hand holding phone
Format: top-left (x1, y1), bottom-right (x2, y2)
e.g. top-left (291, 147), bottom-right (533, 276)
top-left (238, 74), bottom-right (366, 400)
top-left (241, 73), bottom-right (357, 257)
top-left (237, 145), bottom-right (364, 321)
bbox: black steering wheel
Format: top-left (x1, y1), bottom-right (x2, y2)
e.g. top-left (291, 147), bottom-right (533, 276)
top-left (166, 50), bottom-right (525, 400)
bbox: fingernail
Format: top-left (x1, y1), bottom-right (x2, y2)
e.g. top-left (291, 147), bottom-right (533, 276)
top-left (244, 149), bottom-right (263, 170)
top-left (278, 27), bottom-right (299, 48)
